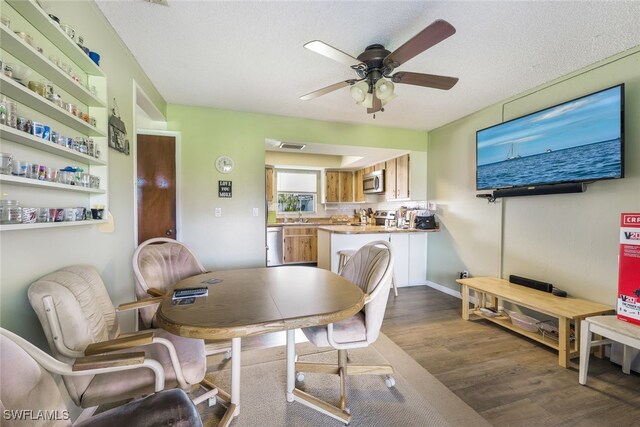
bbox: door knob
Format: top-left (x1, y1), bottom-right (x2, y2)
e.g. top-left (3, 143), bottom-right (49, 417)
top-left (166, 229), bottom-right (174, 236)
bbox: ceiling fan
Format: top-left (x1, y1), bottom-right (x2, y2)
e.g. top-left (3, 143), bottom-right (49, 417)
top-left (300, 19), bottom-right (459, 114)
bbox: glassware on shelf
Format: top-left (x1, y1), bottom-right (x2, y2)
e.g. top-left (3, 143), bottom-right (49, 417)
top-left (0, 200), bottom-right (22, 224)
top-left (0, 152), bottom-right (12, 174)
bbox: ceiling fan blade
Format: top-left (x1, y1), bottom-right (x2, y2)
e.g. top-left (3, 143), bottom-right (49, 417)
top-left (385, 19), bottom-right (456, 67)
top-left (367, 91), bottom-right (382, 114)
top-left (300, 80), bottom-right (352, 101)
top-left (392, 71), bottom-right (458, 90)
top-left (304, 40), bottom-right (363, 68)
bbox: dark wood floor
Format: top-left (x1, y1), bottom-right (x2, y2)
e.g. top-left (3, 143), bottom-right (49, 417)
top-left (381, 286), bottom-right (640, 427)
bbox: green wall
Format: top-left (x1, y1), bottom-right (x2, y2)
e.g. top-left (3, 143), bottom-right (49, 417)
top-left (427, 46), bottom-right (640, 304)
top-left (166, 106), bottom-right (428, 268)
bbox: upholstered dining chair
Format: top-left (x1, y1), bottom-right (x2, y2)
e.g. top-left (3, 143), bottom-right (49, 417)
top-left (27, 265), bottom-right (218, 413)
top-left (133, 237), bottom-right (232, 358)
top-left (295, 240), bottom-right (396, 423)
top-left (0, 328), bottom-right (203, 427)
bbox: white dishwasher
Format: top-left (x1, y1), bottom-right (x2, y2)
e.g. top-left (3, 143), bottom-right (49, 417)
top-left (266, 227), bottom-right (283, 266)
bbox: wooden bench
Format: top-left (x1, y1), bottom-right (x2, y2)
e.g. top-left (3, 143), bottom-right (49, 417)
top-left (456, 277), bottom-right (614, 367)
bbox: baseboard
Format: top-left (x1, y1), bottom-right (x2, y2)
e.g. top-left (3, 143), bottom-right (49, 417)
top-left (426, 280), bottom-right (462, 299)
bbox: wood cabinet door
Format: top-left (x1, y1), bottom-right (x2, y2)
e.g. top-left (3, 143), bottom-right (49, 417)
top-left (265, 167), bottom-right (274, 202)
top-left (325, 171), bottom-right (340, 202)
top-left (374, 162), bottom-right (385, 171)
top-left (385, 158), bottom-right (396, 199)
top-left (283, 235), bottom-right (318, 263)
top-left (354, 169), bottom-right (365, 202)
top-left (396, 154), bottom-right (410, 199)
top-left (363, 166), bottom-right (374, 175)
top-left (340, 171), bottom-right (353, 202)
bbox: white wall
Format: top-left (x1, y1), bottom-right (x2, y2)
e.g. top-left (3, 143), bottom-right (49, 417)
top-left (427, 47), bottom-right (640, 304)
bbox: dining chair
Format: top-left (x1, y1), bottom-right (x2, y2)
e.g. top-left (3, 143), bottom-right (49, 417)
top-left (295, 240), bottom-right (396, 423)
top-left (27, 265), bottom-right (219, 414)
top-left (133, 237), bottom-right (232, 358)
top-left (0, 328), bottom-right (203, 427)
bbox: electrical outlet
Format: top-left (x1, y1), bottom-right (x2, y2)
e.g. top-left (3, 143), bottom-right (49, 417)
top-left (214, 208), bottom-right (222, 217)
top-left (459, 270), bottom-right (469, 279)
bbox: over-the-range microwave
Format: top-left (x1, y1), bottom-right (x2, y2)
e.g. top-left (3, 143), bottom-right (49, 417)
top-left (363, 170), bottom-right (384, 194)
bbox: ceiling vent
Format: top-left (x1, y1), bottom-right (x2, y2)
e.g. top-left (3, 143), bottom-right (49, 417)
top-left (143, 0), bottom-right (169, 6)
top-left (279, 142), bottom-right (306, 150)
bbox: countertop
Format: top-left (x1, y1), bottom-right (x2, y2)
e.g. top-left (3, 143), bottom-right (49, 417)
top-left (316, 225), bottom-right (439, 234)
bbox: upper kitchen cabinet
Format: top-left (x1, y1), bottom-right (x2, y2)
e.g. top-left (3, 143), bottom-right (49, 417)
top-left (353, 169), bottom-right (364, 202)
top-left (0, 0), bottom-right (109, 231)
top-left (324, 170), bottom-right (355, 203)
top-left (265, 166), bottom-right (274, 202)
top-left (383, 152), bottom-right (426, 201)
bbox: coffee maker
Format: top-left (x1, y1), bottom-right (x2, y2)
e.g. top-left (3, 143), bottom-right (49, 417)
top-left (415, 209), bottom-right (436, 230)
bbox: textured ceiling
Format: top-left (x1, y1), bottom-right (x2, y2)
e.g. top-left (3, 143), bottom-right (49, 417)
top-left (95, 1), bottom-right (640, 131)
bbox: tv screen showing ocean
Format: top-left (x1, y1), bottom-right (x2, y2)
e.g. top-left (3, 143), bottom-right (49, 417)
top-left (477, 138), bottom-right (622, 190)
top-left (476, 85), bottom-right (623, 190)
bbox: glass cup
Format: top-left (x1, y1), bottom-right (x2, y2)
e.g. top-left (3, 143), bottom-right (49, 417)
top-left (0, 152), bottom-right (12, 175)
top-left (37, 207), bottom-right (51, 223)
top-left (26, 163), bottom-right (40, 179)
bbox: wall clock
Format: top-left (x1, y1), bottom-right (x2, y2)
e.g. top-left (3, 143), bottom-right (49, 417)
top-left (215, 155), bottom-right (234, 173)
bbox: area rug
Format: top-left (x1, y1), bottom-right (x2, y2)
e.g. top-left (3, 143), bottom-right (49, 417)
top-left (199, 333), bottom-right (489, 426)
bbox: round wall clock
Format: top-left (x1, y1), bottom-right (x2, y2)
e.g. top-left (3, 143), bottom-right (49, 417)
top-left (215, 155), bottom-right (234, 173)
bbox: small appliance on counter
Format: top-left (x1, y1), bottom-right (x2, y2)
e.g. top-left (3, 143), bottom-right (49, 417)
top-left (415, 209), bottom-right (437, 230)
top-left (373, 210), bottom-right (395, 226)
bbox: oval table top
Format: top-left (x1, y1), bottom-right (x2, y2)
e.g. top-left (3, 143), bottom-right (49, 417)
top-left (156, 266), bottom-right (365, 340)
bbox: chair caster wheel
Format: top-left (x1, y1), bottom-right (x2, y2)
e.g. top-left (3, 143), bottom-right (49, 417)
top-left (296, 372), bottom-right (305, 382)
top-left (344, 407), bottom-right (351, 414)
top-left (208, 396), bottom-right (217, 407)
top-left (385, 375), bottom-right (396, 388)
top-left (224, 350), bottom-right (232, 360)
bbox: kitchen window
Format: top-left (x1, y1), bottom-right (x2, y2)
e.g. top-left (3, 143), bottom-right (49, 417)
top-left (276, 170), bottom-right (319, 213)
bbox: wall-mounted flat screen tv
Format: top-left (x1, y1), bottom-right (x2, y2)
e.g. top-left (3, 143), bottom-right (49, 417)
top-left (476, 84), bottom-right (624, 191)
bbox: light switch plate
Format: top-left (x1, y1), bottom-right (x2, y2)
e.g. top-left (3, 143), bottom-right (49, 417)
top-left (215, 208), bottom-right (222, 217)
top-left (252, 208), bottom-right (259, 217)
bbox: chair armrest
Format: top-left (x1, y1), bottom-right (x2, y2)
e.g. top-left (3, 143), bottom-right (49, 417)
top-left (73, 352), bottom-right (146, 371)
top-left (118, 296), bottom-right (164, 312)
top-left (147, 287), bottom-right (165, 297)
top-left (85, 332), bottom-right (154, 356)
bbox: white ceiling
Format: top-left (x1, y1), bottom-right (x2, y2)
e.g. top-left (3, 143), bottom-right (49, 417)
top-left (95, 1), bottom-right (640, 132)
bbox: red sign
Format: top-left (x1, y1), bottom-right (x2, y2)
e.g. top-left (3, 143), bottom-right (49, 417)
top-left (617, 213), bottom-right (640, 325)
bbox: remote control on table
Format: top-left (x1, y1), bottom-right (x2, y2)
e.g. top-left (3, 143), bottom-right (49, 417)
top-left (172, 287), bottom-right (208, 299)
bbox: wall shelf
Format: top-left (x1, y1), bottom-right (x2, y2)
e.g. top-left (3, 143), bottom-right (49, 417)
top-left (0, 174), bottom-right (106, 194)
top-left (6, 0), bottom-right (105, 77)
top-left (0, 74), bottom-right (106, 137)
top-left (0, 125), bottom-right (106, 165)
top-left (0, 219), bottom-right (107, 232)
top-left (0, 25), bottom-right (106, 107)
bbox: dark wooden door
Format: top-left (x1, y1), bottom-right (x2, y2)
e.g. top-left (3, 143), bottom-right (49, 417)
top-left (137, 134), bottom-right (176, 244)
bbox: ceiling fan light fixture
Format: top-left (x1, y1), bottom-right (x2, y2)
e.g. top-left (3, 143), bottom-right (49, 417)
top-left (380, 92), bottom-right (397, 106)
top-left (360, 92), bottom-right (374, 109)
top-left (375, 78), bottom-right (395, 101)
top-left (350, 80), bottom-right (370, 104)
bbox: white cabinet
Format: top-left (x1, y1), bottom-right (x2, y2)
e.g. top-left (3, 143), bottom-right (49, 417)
top-left (1, 0), bottom-right (108, 231)
top-left (317, 229), bottom-right (428, 286)
top-left (389, 233), bottom-right (409, 286)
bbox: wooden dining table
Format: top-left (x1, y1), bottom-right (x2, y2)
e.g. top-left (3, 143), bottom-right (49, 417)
top-left (156, 266), bottom-right (365, 427)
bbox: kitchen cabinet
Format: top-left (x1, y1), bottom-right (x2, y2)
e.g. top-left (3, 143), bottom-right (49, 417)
top-left (385, 158), bottom-right (396, 199)
top-left (317, 227), bottom-right (429, 286)
top-left (283, 226), bottom-right (317, 263)
top-left (354, 169), bottom-right (364, 202)
top-left (1, 0), bottom-right (108, 231)
top-left (265, 166), bottom-right (274, 202)
top-left (385, 154), bottom-right (410, 200)
top-left (324, 170), bottom-right (354, 203)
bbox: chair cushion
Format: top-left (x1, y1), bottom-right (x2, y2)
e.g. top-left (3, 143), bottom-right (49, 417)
top-left (0, 335), bottom-right (70, 427)
top-left (76, 389), bottom-right (202, 427)
top-left (302, 312), bottom-right (367, 348)
top-left (79, 329), bottom-right (206, 407)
